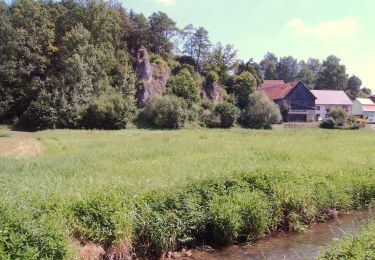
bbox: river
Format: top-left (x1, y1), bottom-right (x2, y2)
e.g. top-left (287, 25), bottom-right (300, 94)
top-left (190, 210), bottom-right (373, 260)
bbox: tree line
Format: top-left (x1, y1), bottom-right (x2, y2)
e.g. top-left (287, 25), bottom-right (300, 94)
top-left (0, 0), bottom-right (371, 130)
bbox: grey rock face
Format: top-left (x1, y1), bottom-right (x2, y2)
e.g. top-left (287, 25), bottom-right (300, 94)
top-left (136, 48), bottom-right (170, 107)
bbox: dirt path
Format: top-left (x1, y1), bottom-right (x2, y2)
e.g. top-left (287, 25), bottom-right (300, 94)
top-left (0, 129), bottom-right (43, 159)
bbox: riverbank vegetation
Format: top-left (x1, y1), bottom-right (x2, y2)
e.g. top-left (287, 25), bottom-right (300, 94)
top-left (1, 128), bottom-right (375, 258)
top-left (321, 218), bottom-right (375, 259)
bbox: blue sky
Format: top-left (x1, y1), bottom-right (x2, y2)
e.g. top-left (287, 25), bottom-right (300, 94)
top-left (123, 0), bottom-right (375, 91)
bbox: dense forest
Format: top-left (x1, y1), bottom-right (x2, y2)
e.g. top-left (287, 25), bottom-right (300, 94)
top-left (0, 0), bottom-right (372, 130)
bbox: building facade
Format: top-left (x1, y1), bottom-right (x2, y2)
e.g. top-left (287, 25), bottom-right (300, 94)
top-left (261, 81), bottom-right (316, 122)
top-left (310, 90), bottom-right (353, 121)
top-left (352, 98), bottom-right (375, 123)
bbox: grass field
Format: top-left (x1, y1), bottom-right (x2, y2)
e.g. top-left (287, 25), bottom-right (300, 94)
top-left (1, 127), bottom-right (375, 258)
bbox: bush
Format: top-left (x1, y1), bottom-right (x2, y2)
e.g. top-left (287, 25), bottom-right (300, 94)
top-left (320, 118), bottom-right (335, 129)
top-left (167, 68), bottom-right (200, 104)
top-left (238, 91), bottom-right (281, 129)
top-left (143, 94), bottom-right (187, 129)
top-left (200, 101), bottom-right (238, 128)
top-left (215, 101), bottom-right (238, 128)
top-left (328, 107), bottom-right (347, 127)
top-left (320, 108), bottom-right (359, 130)
top-left (81, 93), bottom-right (135, 130)
top-left (18, 92), bottom-right (57, 130)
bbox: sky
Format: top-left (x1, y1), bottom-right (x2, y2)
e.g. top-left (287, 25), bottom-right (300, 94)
top-left (123, 0), bottom-right (375, 92)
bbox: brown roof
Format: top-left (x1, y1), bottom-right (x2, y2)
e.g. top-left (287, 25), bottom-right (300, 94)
top-left (261, 81), bottom-right (300, 100)
top-left (260, 80), bottom-right (285, 89)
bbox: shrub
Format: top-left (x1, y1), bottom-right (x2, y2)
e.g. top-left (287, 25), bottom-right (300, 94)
top-left (201, 109), bottom-right (221, 128)
top-left (18, 92), bottom-right (57, 130)
top-left (81, 93), bottom-right (135, 130)
top-left (167, 68), bottom-right (200, 104)
top-left (238, 91), bottom-right (281, 129)
top-left (215, 101), bottom-right (238, 128)
top-left (320, 118), bottom-right (335, 129)
top-left (143, 95), bottom-right (187, 129)
top-left (328, 107), bottom-right (347, 127)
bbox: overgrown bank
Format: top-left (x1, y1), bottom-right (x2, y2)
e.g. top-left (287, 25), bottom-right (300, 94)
top-left (320, 218), bottom-right (375, 259)
top-left (1, 128), bottom-right (375, 258)
top-left (1, 168), bottom-right (375, 258)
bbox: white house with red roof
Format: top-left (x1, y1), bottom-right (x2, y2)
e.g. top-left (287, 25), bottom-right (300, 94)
top-left (310, 90), bottom-right (353, 121)
top-left (352, 98), bottom-right (375, 123)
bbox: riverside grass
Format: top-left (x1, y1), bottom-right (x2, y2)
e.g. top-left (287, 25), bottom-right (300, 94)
top-left (320, 218), bottom-right (375, 259)
top-left (1, 128), bottom-right (375, 258)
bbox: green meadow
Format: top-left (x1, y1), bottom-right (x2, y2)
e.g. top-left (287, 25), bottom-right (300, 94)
top-left (1, 128), bottom-right (375, 258)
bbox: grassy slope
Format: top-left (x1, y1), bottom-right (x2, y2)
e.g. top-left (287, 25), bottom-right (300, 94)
top-left (1, 128), bottom-right (375, 258)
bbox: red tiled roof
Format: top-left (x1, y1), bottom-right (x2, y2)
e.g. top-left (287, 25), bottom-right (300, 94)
top-left (363, 105), bottom-right (375, 112)
top-left (261, 81), bottom-right (300, 100)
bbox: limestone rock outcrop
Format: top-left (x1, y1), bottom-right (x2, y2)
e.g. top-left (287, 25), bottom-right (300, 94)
top-left (136, 48), bottom-right (170, 107)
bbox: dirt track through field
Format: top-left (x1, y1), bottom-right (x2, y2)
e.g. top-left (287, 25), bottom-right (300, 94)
top-left (0, 130), bottom-right (43, 159)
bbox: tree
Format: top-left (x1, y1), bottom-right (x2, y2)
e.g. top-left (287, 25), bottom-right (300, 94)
top-left (345, 75), bottom-right (362, 99)
top-left (0, 0), bottom-right (56, 119)
top-left (238, 91), bottom-right (281, 129)
top-left (167, 68), bottom-right (199, 104)
top-left (236, 59), bottom-right (263, 87)
top-left (234, 71), bottom-right (258, 109)
top-left (148, 12), bottom-right (179, 56)
top-left (183, 26), bottom-right (211, 72)
top-left (276, 56), bottom-right (298, 82)
top-left (315, 55), bottom-right (348, 90)
top-left (296, 61), bottom-right (315, 88)
top-left (260, 52), bottom-right (278, 80)
top-left (127, 12), bottom-right (150, 53)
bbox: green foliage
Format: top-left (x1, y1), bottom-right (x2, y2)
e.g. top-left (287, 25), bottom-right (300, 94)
top-left (200, 101), bottom-right (238, 128)
top-left (315, 55), bottom-right (348, 90)
top-left (234, 71), bottom-right (258, 109)
top-left (320, 108), bottom-right (359, 130)
top-left (143, 95), bottom-right (187, 129)
top-left (239, 91), bottom-right (282, 129)
top-left (320, 220), bottom-right (375, 259)
top-left (214, 101), bottom-right (238, 128)
top-left (18, 91), bottom-right (57, 130)
top-left (167, 68), bottom-right (199, 103)
top-left (320, 118), bottom-right (336, 129)
top-left (82, 93), bottom-right (135, 130)
top-left (70, 192), bottom-right (134, 248)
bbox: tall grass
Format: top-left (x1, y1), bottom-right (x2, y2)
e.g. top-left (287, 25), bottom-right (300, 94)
top-left (0, 128), bottom-right (375, 258)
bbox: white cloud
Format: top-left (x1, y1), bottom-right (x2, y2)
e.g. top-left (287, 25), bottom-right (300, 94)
top-left (153, 0), bottom-right (176, 5)
top-left (287, 16), bottom-right (358, 38)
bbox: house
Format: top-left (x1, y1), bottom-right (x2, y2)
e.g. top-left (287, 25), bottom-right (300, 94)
top-left (370, 95), bottom-right (375, 103)
top-left (352, 98), bottom-right (375, 123)
top-left (261, 80), bottom-right (316, 122)
top-left (310, 90), bottom-right (353, 121)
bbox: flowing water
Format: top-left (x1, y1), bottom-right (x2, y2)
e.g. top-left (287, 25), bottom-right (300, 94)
top-left (191, 210), bottom-right (374, 260)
